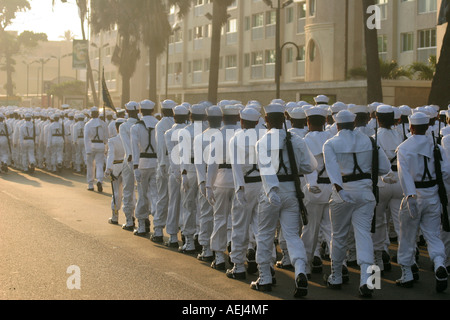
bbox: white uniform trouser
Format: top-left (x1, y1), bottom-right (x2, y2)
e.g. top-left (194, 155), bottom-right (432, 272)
top-left (21, 140), bottom-right (36, 167)
top-left (49, 137), bottom-right (64, 170)
top-left (397, 188), bottom-right (446, 269)
top-left (0, 138), bottom-right (9, 163)
top-left (181, 171), bottom-right (198, 237)
top-left (329, 188), bottom-right (375, 285)
top-left (230, 182), bottom-right (261, 267)
top-left (442, 205), bottom-right (450, 268)
top-left (121, 161), bottom-right (136, 225)
top-left (198, 190), bottom-right (214, 247)
top-left (372, 179), bottom-right (403, 251)
top-left (302, 199), bottom-right (331, 274)
top-left (257, 190), bottom-right (308, 285)
top-left (153, 165), bottom-right (169, 234)
top-left (110, 176), bottom-right (123, 212)
top-left (135, 168), bottom-right (157, 222)
top-left (86, 150), bottom-right (105, 186)
top-left (64, 139), bottom-right (72, 168)
top-left (210, 187), bottom-right (235, 253)
top-left (74, 140), bottom-right (86, 171)
top-left (166, 172), bottom-right (182, 236)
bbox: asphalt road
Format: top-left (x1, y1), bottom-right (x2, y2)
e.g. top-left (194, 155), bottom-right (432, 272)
top-left (1, 168), bottom-right (449, 304)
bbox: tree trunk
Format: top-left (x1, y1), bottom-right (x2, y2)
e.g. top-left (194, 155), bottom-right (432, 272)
top-left (208, 1), bottom-right (227, 104)
top-left (428, 22), bottom-right (450, 109)
top-left (362, 0), bottom-right (383, 104)
top-left (121, 74), bottom-right (131, 107)
top-left (148, 44), bottom-right (158, 102)
top-left (80, 17), bottom-right (99, 107)
top-left (5, 50), bottom-right (14, 97)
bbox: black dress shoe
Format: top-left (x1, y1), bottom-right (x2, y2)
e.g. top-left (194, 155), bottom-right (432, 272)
top-left (166, 241), bottom-right (179, 248)
top-left (87, 187), bottom-right (94, 191)
top-left (412, 263), bottom-right (419, 281)
top-left (435, 266), bottom-right (448, 293)
top-left (382, 251), bottom-right (392, 272)
top-left (150, 235), bottom-right (164, 243)
top-left (250, 280), bottom-right (272, 292)
top-left (178, 246), bottom-right (196, 254)
top-left (133, 230), bottom-right (149, 237)
top-left (211, 260), bottom-right (226, 271)
top-left (347, 260), bottom-right (358, 268)
top-left (294, 273), bottom-right (308, 298)
top-left (97, 182), bottom-right (103, 193)
top-left (246, 248), bottom-right (258, 274)
top-left (276, 260), bottom-right (294, 270)
top-left (359, 284), bottom-right (373, 298)
top-left (312, 256), bottom-right (323, 274)
top-left (396, 279), bottom-right (414, 288)
top-left (122, 224), bottom-right (135, 231)
top-left (226, 269), bottom-right (246, 280)
top-left (108, 218), bottom-right (119, 225)
top-left (194, 235), bottom-right (202, 252)
top-left (323, 274), bottom-right (342, 290)
top-left (197, 253), bottom-right (214, 262)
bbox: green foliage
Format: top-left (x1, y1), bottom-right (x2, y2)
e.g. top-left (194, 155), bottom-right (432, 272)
top-left (48, 80), bottom-right (86, 99)
top-left (408, 55), bottom-right (436, 80)
top-left (0, 0), bottom-right (31, 31)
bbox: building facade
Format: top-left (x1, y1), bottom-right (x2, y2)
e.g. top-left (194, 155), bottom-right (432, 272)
top-left (91, 0), bottom-right (443, 110)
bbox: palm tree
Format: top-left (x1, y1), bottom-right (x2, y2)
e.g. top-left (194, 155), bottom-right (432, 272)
top-left (53, 0), bottom-right (98, 107)
top-left (90, 0), bottom-right (142, 107)
top-left (362, 0), bottom-right (383, 103)
top-left (379, 59), bottom-right (412, 80)
top-left (409, 56), bottom-right (436, 80)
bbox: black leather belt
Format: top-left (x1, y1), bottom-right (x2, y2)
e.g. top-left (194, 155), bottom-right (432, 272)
top-left (24, 137), bottom-right (34, 141)
top-left (113, 160), bottom-right (124, 164)
top-left (219, 164), bottom-right (232, 169)
top-left (244, 176), bottom-right (262, 183)
top-left (92, 140), bottom-right (103, 143)
top-left (278, 175), bottom-right (294, 182)
top-left (415, 180), bottom-right (437, 189)
top-left (342, 173), bottom-right (372, 183)
top-left (140, 153), bottom-right (157, 159)
top-left (317, 177), bottom-right (331, 184)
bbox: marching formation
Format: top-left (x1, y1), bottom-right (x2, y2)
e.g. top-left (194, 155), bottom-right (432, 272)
top-left (1, 96), bottom-right (449, 299)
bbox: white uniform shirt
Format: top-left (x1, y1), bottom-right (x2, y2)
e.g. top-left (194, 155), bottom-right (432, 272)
top-left (155, 116), bottom-right (175, 169)
top-left (130, 116), bottom-right (159, 170)
top-left (84, 118), bottom-right (108, 153)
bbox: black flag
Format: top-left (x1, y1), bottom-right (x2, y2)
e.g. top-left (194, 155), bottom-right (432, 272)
top-left (102, 68), bottom-right (117, 114)
top-left (438, 0), bottom-right (450, 25)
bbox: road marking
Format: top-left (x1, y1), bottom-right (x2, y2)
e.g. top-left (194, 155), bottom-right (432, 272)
top-left (1, 191), bottom-right (21, 201)
top-left (165, 272), bottom-right (229, 300)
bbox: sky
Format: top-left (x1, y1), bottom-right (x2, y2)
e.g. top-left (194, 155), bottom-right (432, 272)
top-left (6, 0), bottom-right (82, 41)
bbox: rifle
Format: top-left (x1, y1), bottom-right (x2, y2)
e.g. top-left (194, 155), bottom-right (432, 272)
top-left (3, 121), bottom-right (12, 155)
top-left (370, 120), bottom-right (379, 234)
top-left (283, 119), bottom-right (308, 226)
top-left (432, 132), bottom-right (450, 232)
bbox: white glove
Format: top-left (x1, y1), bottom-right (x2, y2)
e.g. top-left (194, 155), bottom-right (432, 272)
top-left (338, 190), bottom-right (355, 204)
top-left (134, 169), bottom-right (142, 183)
top-left (199, 182), bottom-right (207, 197)
top-left (404, 196), bottom-right (418, 219)
top-left (206, 187), bottom-right (216, 206)
top-left (181, 174), bottom-right (189, 192)
top-left (308, 185), bottom-right (322, 194)
top-left (104, 168), bottom-right (112, 178)
top-left (236, 189), bottom-right (246, 205)
top-left (382, 172), bottom-right (397, 184)
top-left (268, 188), bottom-right (281, 207)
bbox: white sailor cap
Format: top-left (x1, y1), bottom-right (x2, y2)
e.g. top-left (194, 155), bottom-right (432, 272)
top-left (331, 102), bottom-right (347, 114)
top-left (368, 102), bottom-right (382, 113)
top-left (334, 110), bottom-right (356, 123)
top-left (206, 106), bottom-right (223, 117)
top-left (240, 108), bottom-right (260, 122)
top-left (285, 102), bottom-right (299, 113)
top-left (376, 105), bottom-right (394, 114)
top-left (125, 101), bottom-right (138, 111)
top-left (429, 105), bottom-right (440, 112)
top-left (271, 99), bottom-right (285, 106)
top-left (115, 118), bottom-right (126, 125)
top-left (246, 104), bottom-right (262, 113)
top-left (190, 104), bottom-right (207, 115)
top-left (297, 101), bottom-right (309, 108)
top-left (264, 103), bottom-right (285, 114)
top-left (314, 95), bottom-right (330, 105)
top-left (90, 106), bottom-right (99, 113)
top-left (304, 106), bottom-right (328, 118)
top-left (161, 100), bottom-right (177, 110)
top-left (76, 113), bottom-right (85, 120)
top-left (393, 107), bottom-right (402, 120)
top-left (174, 105), bottom-right (189, 115)
top-left (24, 113), bottom-right (32, 118)
top-left (288, 107), bottom-right (307, 119)
top-left (223, 105), bottom-right (241, 115)
top-left (424, 106), bottom-right (438, 118)
top-left (399, 105), bottom-right (412, 116)
top-left (247, 100), bottom-right (261, 107)
top-left (61, 104), bottom-right (70, 110)
top-left (348, 105), bottom-right (369, 114)
top-left (140, 100), bottom-right (155, 110)
top-left (218, 100), bottom-right (231, 108)
top-left (414, 106), bottom-right (430, 116)
top-left (0, 113), bottom-right (4, 118)
top-left (409, 112), bottom-right (430, 125)
top-left (181, 102), bottom-right (191, 109)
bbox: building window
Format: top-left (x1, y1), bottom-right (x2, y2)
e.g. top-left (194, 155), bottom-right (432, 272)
top-left (417, 28), bottom-right (437, 63)
top-left (309, 40), bottom-right (316, 62)
top-left (376, 0), bottom-right (388, 20)
top-left (418, 0), bottom-right (437, 14)
top-left (378, 34), bottom-right (388, 60)
top-left (252, 13), bottom-right (264, 40)
top-left (251, 51), bottom-right (264, 79)
top-left (401, 32), bottom-right (413, 52)
top-left (309, 0), bottom-right (316, 17)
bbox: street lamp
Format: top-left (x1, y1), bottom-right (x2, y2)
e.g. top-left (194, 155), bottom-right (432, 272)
top-left (263, 0), bottom-right (295, 99)
top-left (33, 56), bottom-right (56, 103)
top-left (57, 53), bottom-right (73, 85)
top-left (280, 41), bottom-right (303, 76)
top-left (166, 23), bottom-right (181, 99)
